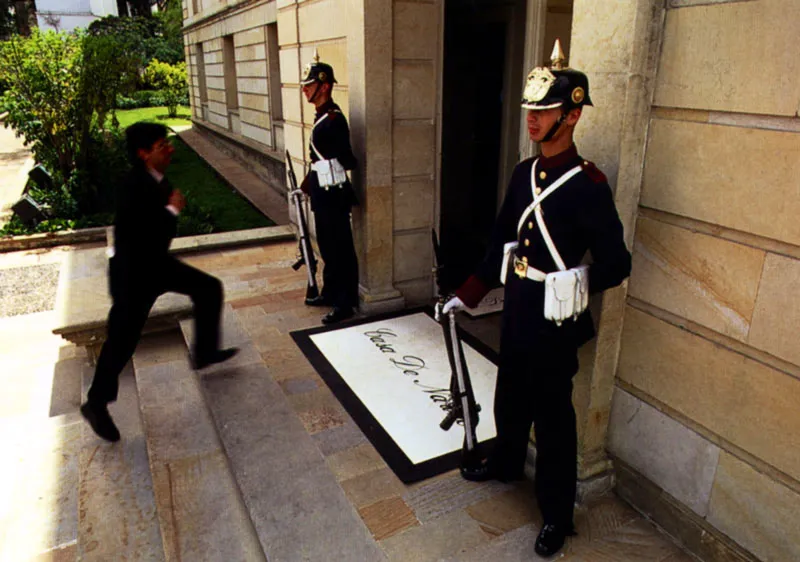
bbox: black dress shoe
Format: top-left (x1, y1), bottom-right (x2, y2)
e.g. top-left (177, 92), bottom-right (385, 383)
top-left (80, 402), bottom-right (121, 442)
top-left (305, 295), bottom-right (331, 307)
top-left (322, 307), bottom-right (354, 325)
top-left (461, 460), bottom-right (524, 483)
top-left (460, 461), bottom-right (494, 482)
top-left (191, 347), bottom-right (239, 370)
top-left (534, 523), bottom-right (575, 557)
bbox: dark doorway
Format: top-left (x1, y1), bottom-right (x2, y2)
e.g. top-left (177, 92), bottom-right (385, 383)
top-left (438, 0), bottom-right (523, 291)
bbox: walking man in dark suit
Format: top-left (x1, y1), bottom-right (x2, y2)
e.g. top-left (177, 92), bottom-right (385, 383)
top-left (299, 50), bottom-right (360, 324)
top-left (80, 122), bottom-right (238, 442)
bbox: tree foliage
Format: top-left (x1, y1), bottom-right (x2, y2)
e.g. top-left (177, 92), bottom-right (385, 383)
top-left (87, 11), bottom-right (183, 67)
top-left (0, 30), bottom-right (138, 213)
top-left (143, 58), bottom-right (187, 117)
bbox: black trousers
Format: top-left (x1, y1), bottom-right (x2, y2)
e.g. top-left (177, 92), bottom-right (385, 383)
top-left (314, 207), bottom-right (359, 308)
top-left (87, 256), bottom-right (223, 406)
top-left (488, 343), bottom-right (579, 527)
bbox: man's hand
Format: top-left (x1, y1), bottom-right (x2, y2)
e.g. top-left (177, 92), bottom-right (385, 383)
top-left (168, 189), bottom-right (186, 213)
top-left (442, 296), bottom-right (466, 315)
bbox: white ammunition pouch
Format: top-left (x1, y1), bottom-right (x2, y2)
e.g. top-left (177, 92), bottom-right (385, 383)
top-left (310, 110), bottom-right (348, 189)
top-left (311, 158), bottom-right (347, 188)
top-left (500, 159), bottom-right (589, 325)
top-left (544, 265), bottom-right (589, 325)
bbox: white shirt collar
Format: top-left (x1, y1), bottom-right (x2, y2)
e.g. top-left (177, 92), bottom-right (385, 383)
top-left (147, 167), bottom-right (164, 184)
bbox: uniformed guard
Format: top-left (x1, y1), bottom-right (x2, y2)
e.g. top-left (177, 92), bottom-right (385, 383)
top-left (441, 40), bottom-right (632, 557)
top-left (299, 50), bottom-right (359, 324)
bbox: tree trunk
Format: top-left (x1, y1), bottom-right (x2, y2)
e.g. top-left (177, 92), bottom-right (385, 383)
top-left (128, 0), bottom-right (153, 17)
top-left (116, 0), bottom-right (129, 17)
top-left (13, 0), bottom-right (37, 36)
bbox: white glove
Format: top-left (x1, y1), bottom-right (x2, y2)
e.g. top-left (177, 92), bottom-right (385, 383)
top-left (442, 296), bottom-right (466, 315)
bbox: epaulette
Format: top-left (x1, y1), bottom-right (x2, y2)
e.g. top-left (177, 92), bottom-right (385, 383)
top-left (580, 160), bottom-right (607, 184)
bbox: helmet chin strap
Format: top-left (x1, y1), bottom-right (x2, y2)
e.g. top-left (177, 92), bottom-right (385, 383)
top-left (540, 109), bottom-right (567, 143)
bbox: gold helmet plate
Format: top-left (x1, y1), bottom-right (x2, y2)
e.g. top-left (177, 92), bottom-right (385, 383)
top-left (523, 67), bottom-right (556, 103)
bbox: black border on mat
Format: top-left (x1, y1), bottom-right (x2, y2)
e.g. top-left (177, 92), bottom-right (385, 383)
top-left (289, 306), bottom-right (499, 483)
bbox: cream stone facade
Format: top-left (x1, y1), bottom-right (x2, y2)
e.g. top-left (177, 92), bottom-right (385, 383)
top-left (181, 1), bottom-right (799, 560)
top-left (605, 1), bottom-right (800, 561)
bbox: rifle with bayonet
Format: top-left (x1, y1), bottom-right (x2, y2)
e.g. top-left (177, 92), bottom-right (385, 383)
top-left (286, 150), bottom-right (319, 300)
top-left (432, 229), bottom-right (483, 474)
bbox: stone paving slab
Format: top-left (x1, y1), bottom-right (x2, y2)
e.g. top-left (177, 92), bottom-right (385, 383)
top-left (563, 518), bottom-right (688, 561)
top-left (403, 470), bottom-right (514, 524)
top-left (379, 509), bottom-right (491, 562)
top-left (439, 522), bottom-right (539, 562)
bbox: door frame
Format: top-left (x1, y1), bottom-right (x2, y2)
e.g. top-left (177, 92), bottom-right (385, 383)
top-left (434, 0), bottom-right (549, 238)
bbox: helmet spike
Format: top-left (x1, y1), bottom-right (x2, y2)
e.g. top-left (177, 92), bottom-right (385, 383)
top-left (312, 48), bottom-right (320, 64)
top-left (550, 39), bottom-right (567, 70)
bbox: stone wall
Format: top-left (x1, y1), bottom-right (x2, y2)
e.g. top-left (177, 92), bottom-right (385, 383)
top-left (609, 1), bottom-right (800, 560)
top-left (184, 0), bottom-right (284, 195)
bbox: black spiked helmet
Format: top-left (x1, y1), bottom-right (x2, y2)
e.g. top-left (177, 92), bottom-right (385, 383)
top-left (301, 48), bottom-right (337, 86)
top-left (521, 39), bottom-right (593, 111)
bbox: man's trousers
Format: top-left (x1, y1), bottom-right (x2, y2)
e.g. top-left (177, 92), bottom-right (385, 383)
top-left (488, 343), bottom-right (579, 528)
top-left (87, 256), bottom-right (223, 406)
top-left (314, 207), bottom-right (359, 308)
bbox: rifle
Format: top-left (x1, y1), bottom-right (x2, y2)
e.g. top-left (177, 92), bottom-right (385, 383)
top-left (286, 150), bottom-right (319, 300)
top-left (431, 229), bottom-right (483, 473)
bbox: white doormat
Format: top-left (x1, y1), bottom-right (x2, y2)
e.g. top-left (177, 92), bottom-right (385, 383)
top-left (291, 308), bottom-right (498, 482)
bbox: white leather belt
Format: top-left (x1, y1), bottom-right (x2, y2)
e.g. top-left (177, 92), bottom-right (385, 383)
top-left (512, 256), bottom-right (546, 282)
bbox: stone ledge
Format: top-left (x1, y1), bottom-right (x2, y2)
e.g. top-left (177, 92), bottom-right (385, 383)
top-left (50, 226), bottom-right (296, 360)
top-left (0, 227), bottom-right (108, 254)
top-left (1, 224), bottom-right (294, 254)
top-left (171, 225), bottom-right (294, 253)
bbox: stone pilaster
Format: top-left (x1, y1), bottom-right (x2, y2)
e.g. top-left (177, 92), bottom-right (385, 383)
top-left (347, 0), bottom-right (404, 312)
top-left (568, 0), bottom-right (665, 483)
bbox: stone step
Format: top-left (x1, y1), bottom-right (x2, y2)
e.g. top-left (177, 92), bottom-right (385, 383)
top-left (78, 359), bottom-right (165, 561)
top-left (178, 308), bottom-right (386, 561)
top-left (132, 331), bottom-right (266, 562)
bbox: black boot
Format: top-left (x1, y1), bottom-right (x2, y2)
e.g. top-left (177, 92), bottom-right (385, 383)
top-left (534, 523), bottom-right (575, 557)
top-left (80, 402), bottom-right (121, 442)
top-left (191, 347), bottom-right (239, 370)
top-left (322, 306), bottom-right (354, 325)
top-left (305, 295), bottom-right (331, 307)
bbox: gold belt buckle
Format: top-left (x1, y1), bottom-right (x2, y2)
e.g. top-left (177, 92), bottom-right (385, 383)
top-left (514, 258), bottom-right (527, 279)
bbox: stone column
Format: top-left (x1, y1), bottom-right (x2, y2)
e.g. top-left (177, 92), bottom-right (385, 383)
top-left (347, 0), bottom-right (404, 313)
top-left (568, 0), bottom-right (665, 493)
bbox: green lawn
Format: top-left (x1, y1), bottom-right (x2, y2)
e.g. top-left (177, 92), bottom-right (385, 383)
top-left (111, 106), bottom-right (193, 130)
top-left (167, 135), bottom-right (275, 233)
top-left (113, 107), bottom-right (274, 233)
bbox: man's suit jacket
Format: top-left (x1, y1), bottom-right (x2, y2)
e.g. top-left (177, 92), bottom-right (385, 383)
top-left (110, 165), bottom-right (177, 295)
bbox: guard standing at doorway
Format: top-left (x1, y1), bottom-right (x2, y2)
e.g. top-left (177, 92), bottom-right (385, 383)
top-left (441, 41), bottom-right (632, 557)
top-left (299, 51), bottom-right (359, 325)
